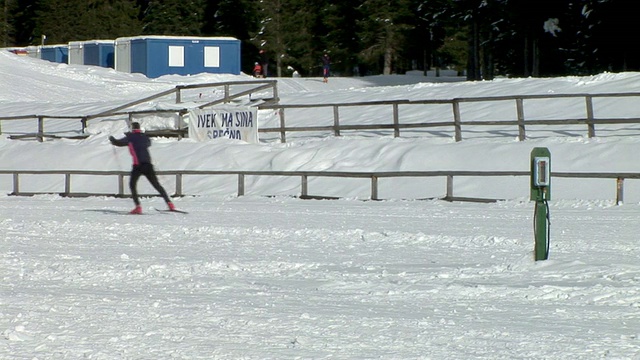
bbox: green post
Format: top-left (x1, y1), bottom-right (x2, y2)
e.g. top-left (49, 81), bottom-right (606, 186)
top-left (530, 147), bottom-right (551, 261)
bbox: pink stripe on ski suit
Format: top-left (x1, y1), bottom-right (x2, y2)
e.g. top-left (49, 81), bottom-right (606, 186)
top-left (128, 129), bottom-right (142, 165)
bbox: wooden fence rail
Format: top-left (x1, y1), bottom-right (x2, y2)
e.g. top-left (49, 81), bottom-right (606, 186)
top-left (1, 169), bottom-right (637, 204)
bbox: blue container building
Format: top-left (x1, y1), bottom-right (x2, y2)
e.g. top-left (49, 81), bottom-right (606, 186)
top-left (115, 36), bottom-right (241, 78)
top-left (40, 45), bottom-right (69, 63)
top-left (84, 40), bottom-right (115, 68)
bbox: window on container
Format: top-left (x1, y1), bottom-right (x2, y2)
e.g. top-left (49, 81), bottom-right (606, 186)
top-left (168, 46), bottom-right (184, 67)
top-left (204, 46), bottom-right (220, 67)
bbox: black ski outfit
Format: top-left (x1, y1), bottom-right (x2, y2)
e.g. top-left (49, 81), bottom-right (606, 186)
top-left (321, 53), bottom-right (331, 83)
top-left (109, 123), bottom-right (173, 210)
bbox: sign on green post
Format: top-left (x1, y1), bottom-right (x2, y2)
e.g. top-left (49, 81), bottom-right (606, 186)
top-left (530, 147), bottom-right (551, 261)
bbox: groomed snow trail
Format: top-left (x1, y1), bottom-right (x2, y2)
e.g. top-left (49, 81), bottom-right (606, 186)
top-left (2, 196), bottom-right (639, 359)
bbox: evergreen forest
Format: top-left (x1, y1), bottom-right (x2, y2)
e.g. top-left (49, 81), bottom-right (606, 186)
top-left (1, 0), bottom-right (638, 80)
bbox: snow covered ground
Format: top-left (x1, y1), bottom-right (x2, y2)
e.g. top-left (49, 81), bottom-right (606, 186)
top-left (1, 50), bottom-right (640, 359)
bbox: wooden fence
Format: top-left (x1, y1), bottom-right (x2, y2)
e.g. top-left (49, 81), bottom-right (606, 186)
top-left (0, 80), bottom-right (278, 141)
top-left (2, 87), bottom-right (640, 142)
top-left (1, 169), bottom-right (637, 204)
top-left (257, 92), bottom-right (640, 142)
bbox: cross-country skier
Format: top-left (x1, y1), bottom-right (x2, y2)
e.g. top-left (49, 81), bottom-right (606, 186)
top-left (259, 50), bottom-right (269, 78)
top-left (321, 53), bottom-right (331, 83)
top-left (109, 122), bottom-right (175, 214)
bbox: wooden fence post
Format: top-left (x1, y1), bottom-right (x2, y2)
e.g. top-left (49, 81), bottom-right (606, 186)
top-left (272, 82), bottom-right (279, 102)
top-left (175, 174), bottom-right (183, 196)
top-left (371, 176), bottom-right (378, 200)
top-left (64, 174), bottom-right (71, 195)
top-left (12, 173), bottom-right (19, 195)
top-left (516, 98), bottom-right (526, 141)
top-left (279, 108), bottom-right (287, 143)
top-left (393, 103), bottom-right (400, 138)
top-left (177, 111), bottom-right (185, 140)
top-left (238, 174), bottom-right (245, 196)
top-left (585, 96), bottom-right (596, 138)
top-left (224, 84), bottom-right (230, 103)
top-left (333, 106), bottom-right (340, 136)
top-left (37, 116), bottom-right (44, 142)
top-left (301, 175), bottom-right (308, 197)
top-left (446, 175), bottom-right (454, 200)
top-left (616, 177), bottom-right (624, 205)
top-left (118, 174), bottom-right (125, 196)
top-left (452, 101), bottom-right (462, 142)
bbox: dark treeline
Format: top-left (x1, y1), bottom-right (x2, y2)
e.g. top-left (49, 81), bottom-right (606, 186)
top-left (2, 0), bottom-right (638, 80)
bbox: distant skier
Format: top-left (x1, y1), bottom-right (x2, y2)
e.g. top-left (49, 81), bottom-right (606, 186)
top-left (259, 50), bottom-right (269, 78)
top-left (253, 62), bottom-right (263, 78)
top-left (109, 122), bottom-right (175, 214)
top-left (321, 53), bottom-right (331, 83)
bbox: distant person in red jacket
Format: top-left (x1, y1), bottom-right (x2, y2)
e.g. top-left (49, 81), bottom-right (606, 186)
top-left (253, 62), bottom-right (263, 78)
top-left (109, 122), bottom-right (175, 214)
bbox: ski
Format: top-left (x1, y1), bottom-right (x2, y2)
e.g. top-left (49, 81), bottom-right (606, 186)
top-left (86, 209), bottom-right (145, 215)
top-left (154, 208), bottom-right (189, 214)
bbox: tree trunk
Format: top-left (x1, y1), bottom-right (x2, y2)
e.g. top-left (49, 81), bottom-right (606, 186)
top-left (467, 19), bottom-right (481, 81)
top-left (384, 46), bottom-right (392, 75)
top-left (523, 36), bottom-right (530, 77)
top-left (532, 37), bottom-right (540, 77)
top-left (482, 48), bottom-right (493, 80)
top-left (482, 31), bottom-right (494, 80)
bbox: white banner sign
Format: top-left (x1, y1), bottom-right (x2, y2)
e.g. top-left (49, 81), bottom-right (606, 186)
top-left (188, 107), bottom-right (258, 143)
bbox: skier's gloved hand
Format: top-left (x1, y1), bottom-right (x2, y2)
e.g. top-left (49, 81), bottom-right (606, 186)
top-left (108, 136), bottom-right (116, 143)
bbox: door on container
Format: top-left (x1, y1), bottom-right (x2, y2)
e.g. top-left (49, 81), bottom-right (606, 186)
top-left (115, 41), bottom-right (131, 72)
top-left (68, 43), bottom-right (83, 64)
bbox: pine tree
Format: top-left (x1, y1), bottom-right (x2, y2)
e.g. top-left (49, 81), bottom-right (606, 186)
top-left (414, 0), bottom-right (459, 75)
top-left (34, 0), bottom-right (82, 43)
top-left (202, 0), bottom-right (259, 74)
top-left (281, 0), bottom-right (316, 75)
top-left (251, 0), bottom-right (317, 77)
top-left (142, 0), bottom-right (205, 35)
top-left (251, 0), bottom-right (284, 76)
top-left (86, 0), bottom-right (142, 39)
top-left (320, 0), bottom-right (363, 76)
top-left (578, 0), bottom-right (640, 72)
top-left (1, 0), bottom-right (15, 46)
top-left (33, 0), bottom-right (141, 44)
top-left (204, 0), bottom-right (257, 39)
top-left (357, 0), bottom-right (414, 74)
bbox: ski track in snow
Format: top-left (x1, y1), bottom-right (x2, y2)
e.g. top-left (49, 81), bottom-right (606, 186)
top-left (2, 196), bottom-right (640, 359)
